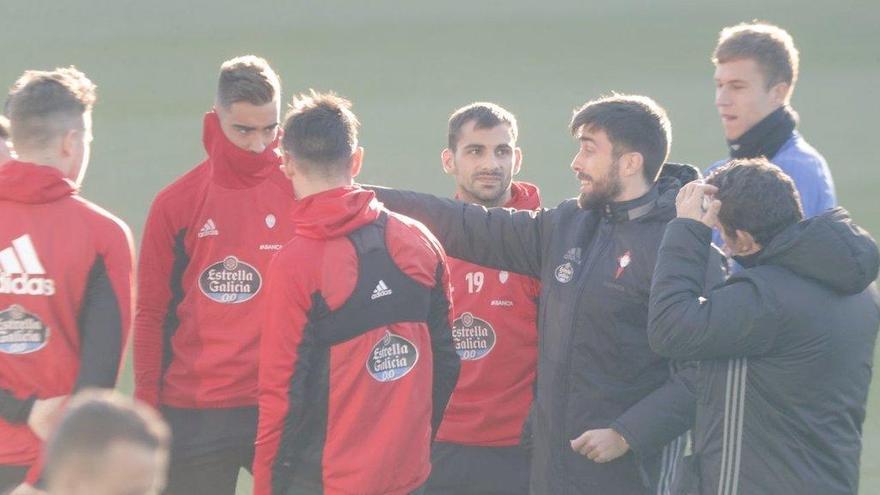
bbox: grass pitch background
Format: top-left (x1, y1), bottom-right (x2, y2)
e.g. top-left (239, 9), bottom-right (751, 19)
top-left (2, 1), bottom-right (878, 492)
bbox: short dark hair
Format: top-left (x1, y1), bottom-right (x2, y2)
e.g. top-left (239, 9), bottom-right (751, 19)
top-left (570, 94), bottom-right (671, 183)
top-left (713, 22), bottom-right (799, 91)
top-left (45, 391), bottom-right (170, 480)
top-left (706, 157), bottom-right (803, 246)
top-left (281, 90), bottom-right (360, 177)
top-left (0, 115), bottom-right (9, 140)
top-left (5, 66), bottom-right (96, 151)
top-left (216, 55), bottom-right (281, 108)
top-left (448, 102), bottom-right (518, 150)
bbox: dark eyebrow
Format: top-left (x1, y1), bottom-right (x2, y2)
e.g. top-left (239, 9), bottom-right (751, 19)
top-left (232, 124), bottom-right (256, 132)
top-left (463, 144), bottom-right (485, 151)
top-left (262, 122), bottom-right (279, 131)
top-left (579, 136), bottom-right (596, 144)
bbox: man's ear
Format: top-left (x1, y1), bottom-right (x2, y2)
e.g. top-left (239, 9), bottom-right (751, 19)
top-left (59, 128), bottom-right (81, 160)
top-left (350, 147), bottom-right (364, 178)
top-left (620, 151), bottom-right (644, 179)
top-left (280, 152), bottom-right (296, 179)
top-left (441, 148), bottom-right (456, 175)
top-left (770, 81), bottom-right (791, 106)
top-left (733, 229), bottom-right (762, 256)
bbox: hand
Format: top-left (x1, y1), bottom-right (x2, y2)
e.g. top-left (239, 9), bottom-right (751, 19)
top-left (570, 428), bottom-right (630, 463)
top-left (28, 395), bottom-right (67, 440)
top-left (675, 181), bottom-right (721, 228)
top-left (8, 483), bottom-right (46, 495)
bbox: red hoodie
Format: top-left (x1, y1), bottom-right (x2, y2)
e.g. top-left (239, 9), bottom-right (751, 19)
top-left (134, 112), bottom-right (296, 410)
top-left (254, 186), bottom-right (460, 495)
top-left (436, 181), bottom-right (541, 446)
top-left (0, 161), bottom-right (134, 469)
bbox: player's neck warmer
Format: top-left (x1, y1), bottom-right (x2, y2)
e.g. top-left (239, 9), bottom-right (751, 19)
top-left (290, 186), bottom-right (381, 239)
top-left (506, 181), bottom-right (541, 210)
top-left (728, 105), bottom-right (798, 160)
top-left (202, 111), bottom-right (281, 189)
top-left (0, 160), bottom-right (77, 204)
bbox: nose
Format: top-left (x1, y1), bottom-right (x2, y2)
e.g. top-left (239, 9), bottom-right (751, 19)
top-left (715, 86), bottom-right (729, 108)
top-left (570, 153), bottom-right (583, 173)
top-left (248, 138), bottom-right (267, 153)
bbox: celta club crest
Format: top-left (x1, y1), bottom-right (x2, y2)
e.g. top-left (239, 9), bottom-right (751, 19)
top-left (615, 251), bottom-right (632, 279)
top-left (499, 271), bottom-right (509, 284)
top-left (265, 214), bottom-right (276, 229)
top-left (555, 262), bottom-right (574, 283)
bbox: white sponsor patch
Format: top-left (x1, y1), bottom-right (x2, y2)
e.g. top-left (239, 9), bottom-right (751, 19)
top-left (366, 330), bottom-right (418, 382)
top-left (0, 304), bottom-right (49, 354)
top-left (452, 312), bottom-right (496, 360)
top-left (198, 256), bottom-right (262, 303)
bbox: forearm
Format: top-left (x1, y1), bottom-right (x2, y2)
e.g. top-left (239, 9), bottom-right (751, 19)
top-left (370, 186), bottom-right (544, 277)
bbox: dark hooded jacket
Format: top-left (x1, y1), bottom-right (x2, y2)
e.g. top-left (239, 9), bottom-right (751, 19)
top-left (648, 210), bottom-right (880, 495)
top-left (372, 164), bottom-right (724, 494)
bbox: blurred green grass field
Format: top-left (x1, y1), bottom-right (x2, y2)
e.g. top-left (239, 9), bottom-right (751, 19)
top-left (2, 1), bottom-right (878, 493)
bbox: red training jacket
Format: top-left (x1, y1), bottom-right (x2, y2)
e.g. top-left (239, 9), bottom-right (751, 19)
top-left (0, 161), bottom-right (134, 469)
top-left (436, 181), bottom-right (541, 446)
top-left (254, 186), bottom-right (460, 495)
top-left (134, 112), bottom-right (295, 409)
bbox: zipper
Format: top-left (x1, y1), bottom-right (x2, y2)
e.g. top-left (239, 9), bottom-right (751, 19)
top-left (557, 216), bottom-right (615, 493)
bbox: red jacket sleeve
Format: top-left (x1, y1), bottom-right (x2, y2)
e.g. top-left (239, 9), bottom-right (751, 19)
top-left (253, 251), bottom-right (309, 495)
top-left (134, 197), bottom-right (179, 407)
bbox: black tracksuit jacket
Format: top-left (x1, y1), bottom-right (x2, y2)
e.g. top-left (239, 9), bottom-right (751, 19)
top-left (649, 210), bottom-right (880, 495)
top-left (373, 164), bottom-right (724, 494)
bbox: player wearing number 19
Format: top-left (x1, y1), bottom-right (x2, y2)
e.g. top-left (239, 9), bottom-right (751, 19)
top-left (253, 91), bottom-right (459, 495)
top-left (422, 103), bottom-right (540, 495)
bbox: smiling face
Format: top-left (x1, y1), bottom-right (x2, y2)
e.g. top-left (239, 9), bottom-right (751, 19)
top-left (216, 100), bottom-right (280, 153)
top-left (714, 58), bottom-right (788, 141)
top-left (570, 125), bottom-right (623, 210)
top-left (442, 121), bottom-right (521, 207)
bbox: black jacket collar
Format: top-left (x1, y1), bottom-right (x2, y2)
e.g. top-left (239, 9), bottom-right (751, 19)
top-left (728, 105), bottom-right (798, 160)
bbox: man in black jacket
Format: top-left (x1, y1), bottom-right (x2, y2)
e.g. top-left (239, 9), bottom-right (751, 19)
top-left (649, 158), bottom-right (880, 495)
top-left (373, 94), bottom-right (724, 494)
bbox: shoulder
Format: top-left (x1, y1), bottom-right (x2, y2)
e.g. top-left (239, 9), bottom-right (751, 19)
top-left (69, 196), bottom-right (133, 245)
top-left (64, 196), bottom-right (134, 253)
top-left (772, 133), bottom-right (828, 173)
top-left (386, 210), bottom-right (444, 260)
top-left (385, 211), bottom-right (446, 287)
top-left (149, 161), bottom-right (210, 212)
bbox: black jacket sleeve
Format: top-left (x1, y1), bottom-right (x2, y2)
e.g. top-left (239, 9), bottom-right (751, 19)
top-left (0, 389), bottom-right (35, 424)
top-left (610, 232), bottom-right (727, 453)
top-left (610, 362), bottom-right (697, 454)
top-left (370, 186), bottom-right (549, 278)
top-left (427, 262), bottom-right (461, 436)
top-left (648, 219), bottom-right (780, 360)
top-left (74, 256), bottom-right (124, 390)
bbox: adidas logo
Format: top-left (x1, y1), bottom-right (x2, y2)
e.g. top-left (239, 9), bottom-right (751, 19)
top-left (198, 219), bottom-right (219, 238)
top-left (371, 280), bottom-right (393, 300)
top-left (0, 235), bottom-right (55, 296)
